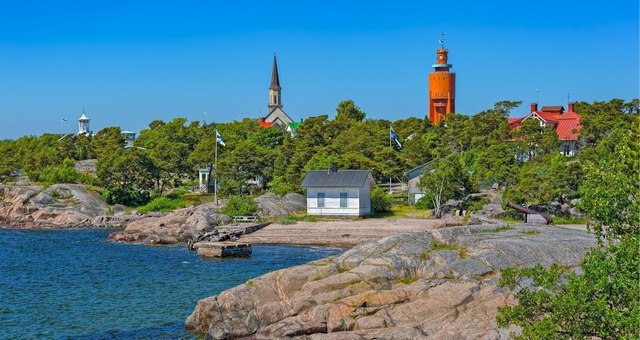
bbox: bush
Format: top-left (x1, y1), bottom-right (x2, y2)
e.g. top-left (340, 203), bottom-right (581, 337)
top-left (165, 189), bottom-right (189, 199)
top-left (222, 195), bottom-right (258, 216)
top-left (414, 196), bottom-right (433, 210)
top-left (39, 158), bottom-right (101, 186)
top-left (137, 196), bottom-right (190, 214)
top-left (371, 187), bottom-right (392, 213)
top-left (267, 176), bottom-right (299, 196)
top-left (102, 188), bottom-right (150, 206)
top-left (497, 237), bottom-right (639, 339)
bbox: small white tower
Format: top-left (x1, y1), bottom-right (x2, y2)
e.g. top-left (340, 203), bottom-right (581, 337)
top-left (78, 114), bottom-right (90, 135)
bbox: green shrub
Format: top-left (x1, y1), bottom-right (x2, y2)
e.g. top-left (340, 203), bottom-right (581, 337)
top-left (268, 176), bottom-right (299, 196)
top-left (102, 188), bottom-right (150, 206)
top-left (38, 158), bottom-right (101, 186)
top-left (371, 187), bottom-right (392, 213)
top-left (463, 197), bottom-right (488, 212)
top-left (497, 237), bottom-right (639, 339)
top-left (414, 196), bottom-right (432, 210)
top-left (222, 195), bottom-right (258, 216)
top-left (165, 189), bottom-right (189, 199)
top-left (39, 159), bottom-right (79, 184)
top-left (137, 196), bottom-right (190, 214)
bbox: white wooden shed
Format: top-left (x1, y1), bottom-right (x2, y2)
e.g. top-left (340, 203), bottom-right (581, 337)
top-left (301, 167), bottom-right (375, 216)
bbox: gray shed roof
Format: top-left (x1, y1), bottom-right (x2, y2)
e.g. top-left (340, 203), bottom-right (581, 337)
top-left (301, 170), bottom-right (372, 188)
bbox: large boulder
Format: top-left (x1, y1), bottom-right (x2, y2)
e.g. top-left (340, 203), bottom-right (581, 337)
top-left (255, 193), bottom-right (306, 217)
top-left (186, 224), bottom-right (595, 339)
top-left (107, 203), bottom-right (232, 244)
top-left (0, 182), bottom-right (108, 228)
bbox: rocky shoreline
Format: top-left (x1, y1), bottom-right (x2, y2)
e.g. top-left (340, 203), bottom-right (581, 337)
top-left (0, 180), bottom-right (308, 246)
top-left (185, 224), bottom-right (595, 339)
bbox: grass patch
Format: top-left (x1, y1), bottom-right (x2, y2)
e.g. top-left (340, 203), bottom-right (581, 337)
top-left (137, 196), bottom-right (192, 214)
top-left (523, 230), bottom-right (541, 235)
top-left (480, 225), bottom-right (515, 233)
top-left (395, 276), bottom-right (418, 285)
top-left (338, 267), bottom-right (348, 273)
top-left (366, 204), bottom-right (433, 219)
top-left (462, 197), bottom-right (489, 212)
top-left (431, 240), bottom-right (468, 259)
top-left (552, 216), bottom-right (589, 225)
top-left (501, 216), bottom-right (524, 223)
top-left (419, 250), bottom-right (430, 261)
top-left (392, 204), bottom-right (432, 219)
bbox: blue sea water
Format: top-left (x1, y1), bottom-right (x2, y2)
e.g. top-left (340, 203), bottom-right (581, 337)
top-left (0, 228), bottom-right (343, 339)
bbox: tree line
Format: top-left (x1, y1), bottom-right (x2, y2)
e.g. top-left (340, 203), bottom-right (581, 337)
top-left (0, 98), bottom-right (636, 211)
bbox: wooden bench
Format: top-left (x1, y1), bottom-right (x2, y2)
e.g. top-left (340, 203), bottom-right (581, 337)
top-left (233, 216), bottom-right (258, 225)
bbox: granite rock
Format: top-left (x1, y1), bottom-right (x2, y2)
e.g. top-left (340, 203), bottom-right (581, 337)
top-left (186, 224), bottom-right (595, 339)
top-left (0, 182), bottom-right (108, 228)
top-left (255, 192), bottom-right (306, 217)
top-left (107, 203), bottom-right (231, 244)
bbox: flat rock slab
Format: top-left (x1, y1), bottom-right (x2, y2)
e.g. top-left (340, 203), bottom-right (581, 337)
top-left (196, 241), bottom-right (252, 258)
top-left (186, 224), bottom-right (595, 339)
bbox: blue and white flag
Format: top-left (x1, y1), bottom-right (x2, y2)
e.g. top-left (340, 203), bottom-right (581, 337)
top-left (390, 125), bottom-right (402, 148)
top-left (216, 129), bottom-right (225, 146)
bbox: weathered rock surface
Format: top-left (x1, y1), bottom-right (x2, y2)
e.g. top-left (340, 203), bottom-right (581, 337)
top-left (255, 192), bottom-right (306, 217)
top-left (107, 202), bottom-right (232, 245)
top-left (468, 188), bottom-right (507, 224)
top-left (186, 224), bottom-right (595, 339)
top-left (0, 182), bottom-right (109, 228)
top-left (74, 159), bottom-right (97, 175)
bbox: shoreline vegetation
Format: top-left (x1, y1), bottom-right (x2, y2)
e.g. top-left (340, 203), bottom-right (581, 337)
top-left (0, 98), bottom-right (636, 338)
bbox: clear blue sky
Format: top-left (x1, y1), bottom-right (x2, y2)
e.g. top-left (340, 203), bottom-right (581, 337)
top-left (0, 0), bottom-right (638, 139)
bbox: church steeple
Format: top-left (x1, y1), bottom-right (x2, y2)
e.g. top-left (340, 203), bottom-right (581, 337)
top-left (269, 54), bottom-right (282, 110)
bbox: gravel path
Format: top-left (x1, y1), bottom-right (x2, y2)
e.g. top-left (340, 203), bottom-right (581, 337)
top-left (237, 217), bottom-right (463, 247)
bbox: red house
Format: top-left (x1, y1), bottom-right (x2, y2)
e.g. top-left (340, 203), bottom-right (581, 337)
top-left (508, 103), bottom-right (582, 156)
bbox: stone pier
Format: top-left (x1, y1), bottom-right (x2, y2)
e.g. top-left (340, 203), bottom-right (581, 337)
top-left (195, 241), bottom-right (252, 258)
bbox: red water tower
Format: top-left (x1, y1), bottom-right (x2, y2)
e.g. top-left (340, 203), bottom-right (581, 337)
top-left (428, 40), bottom-right (456, 125)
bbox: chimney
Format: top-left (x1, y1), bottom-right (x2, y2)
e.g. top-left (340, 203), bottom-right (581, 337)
top-left (568, 102), bottom-right (574, 112)
top-left (330, 162), bottom-right (338, 173)
top-left (259, 117), bottom-right (265, 123)
top-left (530, 103), bottom-right (538, 112)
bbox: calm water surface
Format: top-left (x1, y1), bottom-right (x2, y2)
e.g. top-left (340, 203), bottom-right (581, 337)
top-left (0, 228), bottom-right (343, 339)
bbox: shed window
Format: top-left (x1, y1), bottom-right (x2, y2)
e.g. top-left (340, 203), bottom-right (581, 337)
top-left (317, 192), bottom-right (325, 208)
top-left (340, 192), bottom-right (348, 208)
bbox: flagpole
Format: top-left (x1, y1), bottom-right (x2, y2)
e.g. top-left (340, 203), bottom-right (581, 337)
top-left (389, 125), bottom-right (392, 194)
top-left (214, 128), bottom-right (218, 206)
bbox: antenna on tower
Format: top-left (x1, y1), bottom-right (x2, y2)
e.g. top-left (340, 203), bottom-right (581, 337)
top-left (536, 89), bottom-right (540, 104)
top-left (439, 32), bottom-right (445, 49)
top-left (82, 105), bottom-right (85, 114)
top-left (567, 93), bottom-right (570, 106)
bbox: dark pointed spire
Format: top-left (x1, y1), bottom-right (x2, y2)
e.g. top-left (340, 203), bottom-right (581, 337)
top-left (270, 53), bottom-right (281, 90)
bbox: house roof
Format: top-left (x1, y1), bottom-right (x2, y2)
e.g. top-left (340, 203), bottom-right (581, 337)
top-left (259, 120), bottom-right (274, 128)
top-left (508, 105), bottom-right (582, 141)
top-left (288, 121), bottom-right (302, 130)
top-left (301, 170), bottom-right (373, 188)
top-left (404, 162), bottom-right (431, 180)
top-left (533, 111), bottom-right (558, 123)
top-left (265, 107), bottom-right (294, 126)
top-left (554, 111), bottom-right (581, 140)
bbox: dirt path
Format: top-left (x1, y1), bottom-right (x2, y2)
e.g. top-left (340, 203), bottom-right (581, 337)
top-left (237, 217), bottom-right (463, 247)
